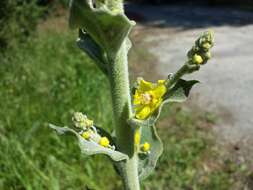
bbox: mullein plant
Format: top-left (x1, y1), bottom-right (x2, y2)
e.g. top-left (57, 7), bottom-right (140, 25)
top-left (49, 0), bottom-right (214, 189)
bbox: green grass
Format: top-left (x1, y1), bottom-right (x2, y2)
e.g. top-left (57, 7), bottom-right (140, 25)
top-left (0, 30), bottom-right (250, 190)
top-left (144, 106), bottom-right (230, 190)
top-left (0, 31), bottom-right (120, 190)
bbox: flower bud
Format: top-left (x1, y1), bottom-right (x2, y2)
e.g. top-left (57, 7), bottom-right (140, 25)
top-left (142, 142), bottom-right (150, 152)
top-left (99, 137), bottom-right (110, 147)
top-left (204, 51), bottom-right (211, 60)
top-left (192, 54), bottom-right (203, 65)
top-left (202, 42), bottom-right (212, 51)
top-left (72, 112), bottom-right (93, 129)
top-left (82, 131), bottom-right (91, 140)
top-left (198, 30), bottom-right (214, 50)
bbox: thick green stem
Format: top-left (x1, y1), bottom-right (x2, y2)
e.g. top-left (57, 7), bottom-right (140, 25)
top-left (106, 1), bottom-right (140, 189)
top-left (109, 41), bottom-right (140, 190)
top-left (166, 64), bottom-right (189, 88)
top-left (166, 62), bottom-right (199, 89)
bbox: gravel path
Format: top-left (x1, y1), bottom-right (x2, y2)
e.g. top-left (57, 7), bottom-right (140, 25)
top-left (127, 4), bottom-right (253, 143)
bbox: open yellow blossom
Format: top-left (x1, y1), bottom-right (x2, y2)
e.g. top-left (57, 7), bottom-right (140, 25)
top-left (133, 79), bottom-right (167, 120)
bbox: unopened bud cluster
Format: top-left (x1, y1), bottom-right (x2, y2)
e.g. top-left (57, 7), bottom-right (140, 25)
top-left (73, 112), bottom-right (114, 149)
top-left (187, 30), bottom-right (214, 65)
top-left (72, 112), bottom-right (93, 129)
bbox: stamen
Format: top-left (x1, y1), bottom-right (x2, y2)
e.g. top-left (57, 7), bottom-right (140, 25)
top-left (141, 93), bottom-right (152, 105)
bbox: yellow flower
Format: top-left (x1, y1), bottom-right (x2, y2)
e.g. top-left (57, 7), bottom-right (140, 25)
top-left (133, 79), bottom-right (167, 120)
top-left (142, 142), bottom-right (150, 152)
top-left (99, 137), bottom-right (110, 147)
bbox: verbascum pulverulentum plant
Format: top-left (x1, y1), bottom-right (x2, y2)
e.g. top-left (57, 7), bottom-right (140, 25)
top-left (49, 0), bottom-right (214, 189)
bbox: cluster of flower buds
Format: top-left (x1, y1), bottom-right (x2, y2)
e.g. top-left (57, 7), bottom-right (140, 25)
top-left (187, 30), bottom-right (214, 65)
top-left (72, 112), bottom-right (115, 149)
top-left (72, 112), bottom-right (94, 129)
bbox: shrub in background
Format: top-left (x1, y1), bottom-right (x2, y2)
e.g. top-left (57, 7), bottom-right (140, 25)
top-left (0, 0), bottom-right (42, 51)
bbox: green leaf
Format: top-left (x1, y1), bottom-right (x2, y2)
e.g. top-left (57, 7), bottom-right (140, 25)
top-left (138, 125), bottom-right (163, 180)
top-left (49, 124), bottom-right (128, 162)
top-left (129, 79), bottom-right (199, 128)
top-left (164, 79), bottom-right (199, 102)
top-left (77, 30), bottom-right (108, 74)
top-left (69, 0), bottom-right (135, 58)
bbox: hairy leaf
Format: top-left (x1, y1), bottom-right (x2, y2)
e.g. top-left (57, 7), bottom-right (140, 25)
top-left (138, 125), bottom-right (163, 180)
top-left (69, 0), bottom-right (135, 58)
top-left (77, 31), bottom-right (108, 74)
top-left (49, 124), bottom-right (128, 162)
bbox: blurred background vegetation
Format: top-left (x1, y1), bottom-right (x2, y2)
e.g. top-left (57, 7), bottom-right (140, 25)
top-left (0, 0), bottom-right (252, 189)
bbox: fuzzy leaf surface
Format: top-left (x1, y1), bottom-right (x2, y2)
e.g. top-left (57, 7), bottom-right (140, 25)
top-left (69, 0), bottom-right (135, 58)
top-left (138, 125), bottom-right (163, 180)
top-left (77, 31), bottom-right (108, 73)
top-left (49, 124), bottom-right (128, 162)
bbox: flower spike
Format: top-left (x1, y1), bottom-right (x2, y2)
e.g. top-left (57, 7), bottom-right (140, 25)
top-left (188, 30), bottom-right (214, 65)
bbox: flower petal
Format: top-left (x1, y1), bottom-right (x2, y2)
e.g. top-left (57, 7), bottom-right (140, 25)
top-left (152, 84), bottom-right (166, 98)
top-left (150, 98), bottom-right (162, 114)
top-left (133, 91), bottom-right (142, 105)
top-left (136, 106), bottom-right (151, 120)
top-left (139, 79), bottom-right (153, 92)
top-left (158, 80), bottom-right (165, 84)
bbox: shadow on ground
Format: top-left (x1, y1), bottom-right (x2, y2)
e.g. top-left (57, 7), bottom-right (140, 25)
top-left (126, 3), bottom-right (253, 29)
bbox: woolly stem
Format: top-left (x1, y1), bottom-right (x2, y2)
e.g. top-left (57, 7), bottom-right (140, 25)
top-left (105, 1), bottom-right (140, 189)
top-left (108, 41), bottom-right (140, 190)
top-left (166, 64), bottom-right (189, 88)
